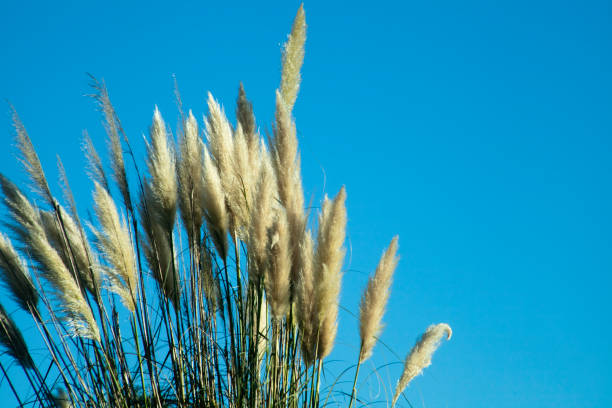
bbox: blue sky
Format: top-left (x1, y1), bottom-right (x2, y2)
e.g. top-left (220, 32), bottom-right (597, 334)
top-left (1, 0), bottom-right (611, 407)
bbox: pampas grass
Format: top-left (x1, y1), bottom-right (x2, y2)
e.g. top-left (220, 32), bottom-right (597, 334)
top-left (146, 108), bottom-right (178, 233)
top-left (0, 302), bottom-right (33, 369)
top-left (312, 187), bottom-right (347, 360)
top-left (0, 232), bottom-right (38, 311)
top-left (359, 236), bottom-right (400, 363)
top-left (176, 111), bottom-right (205, 245)
top-left (392, 323), bottom-right (453, 406)
top-left (91, 181), bottom-right (137, 311)
top-left (0, 5), bottom-right (452, 408)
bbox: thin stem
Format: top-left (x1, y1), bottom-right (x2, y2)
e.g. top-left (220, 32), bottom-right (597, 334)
top-left (347, 357), bottom-right (362, 408)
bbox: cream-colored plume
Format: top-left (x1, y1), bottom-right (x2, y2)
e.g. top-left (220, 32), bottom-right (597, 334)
top-left (265, 209), bottom-right (292, 319)
top-left (40, 206), bottom-right (100, 295)
top-left (236, 83), bottom-right (258, 157)
top-left (229, 123), bottom-right (254, 232)
top-left (146, 107), bottom-right (178, 232)
top-left (177, 111), bottom-right (205, 243)
top-left (35, 230), bottom-right (101, 340)
top-left (95, 82), bottom-right (132, 211)
top-left (202, 146), bottom-right (229, 259)
top-left (0, 302), bottom-right (34, 369)
top-left (272, 92), bottom-right (305, 235)
top-left (82, 131), bottom-right (110, 193)
top-left (272, 92), bottom-right (306, 294)
top-left (140, 183), bottom-right (180, 308)
top-left (279, 4), bottom-right (306, 112)
top-left (296, 230), bottom-right (316, 364)
top-left (236, 87), bottom-right (263, 194)
top-left (12, 110), bottom-right (54, 207)
top-left (0, 233), bottom-right (38, 311)
top-left (0, 175), bottom-right (100, 340)
top-left (0, 174), bottom-right (40, 244)
top-left (358, 236), bottom-right (399, 363)
top-left (248, 149), bottom-right (277, 284)
top-left (206, 93), bottom-right (257, 234)
top-left (205, 93), bottom-right (234, 190)
top-left (392, 323), bottom-right (452, 406)
top-left (274, 3), bottom-right (307, 262)
top-left (312, 187), bottom-right (347, 359)
top-left (91, 182), bottom-right (137, 311)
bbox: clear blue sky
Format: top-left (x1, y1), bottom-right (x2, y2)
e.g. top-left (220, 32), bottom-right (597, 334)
top-left (1, 1), bottom-right (611, 407)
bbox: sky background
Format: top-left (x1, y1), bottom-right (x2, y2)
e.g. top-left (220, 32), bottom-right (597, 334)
top-left (1, 0), bottom-right (611, 407)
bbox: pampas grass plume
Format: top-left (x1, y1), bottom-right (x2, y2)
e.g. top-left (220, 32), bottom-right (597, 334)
top-left (92, 181), bottom-right (137, 311)
top-left (313, 187), bottom-right (347, 359)
top-left (177, 110), bottom-right (205, 242)
top-left (0, 303), bottom-right (33, 369)
top-left (265, 209), bottom-right (292, 319)
top-left (202, 145), bottom-right (229, 259)
top-left (40, 206), bottom-right (100, 295)
top-left (358, 236), bottom-right (399, 363)
top-left (0, 175), bottom-right (99, 340)
top-left (82, 131), bottom-right (111, 194)
top-left (146, 107), bottom-right (178, 232)
top-left (205, 93), bottom-right (234, 191)
top-left (0, 233), bottom-right (38, 311)
top-left (92, 80), bottom-right (133, 211)
top-left (12, 110), bottom-right (53, 207)
top-left (140, 183), bottom-right (180, 308)
top-left (280, 4), bottom-right (306, 112)
top-left (296, 230), bottom-right (316, 363)
top-left (392, 323), bottom-right (452, 406)
top-left (248, 149), bottom-right (277, 283)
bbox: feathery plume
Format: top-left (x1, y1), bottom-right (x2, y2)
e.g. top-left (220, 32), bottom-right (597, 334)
top-left (91, 182), bottom-right (137, 311)
top-left (40, 207), bottom-right (100, 295)
top-left (359, 236), bottom-right (399, 362)
top-left (91, 78), bottom-right (132, 211)
top-left (0, 303), bottom-right (34, 369)
top-left (236, 86), bottom-right (264, 196)
top-left (177, 111), bottom-right (205, 243)
top-left (11, 109), bottom-right (54, 207)
top-left (279, 4), bottom-right (306, 112)
top-left (140, 183), bottom-right (180, 308)
top-left (236, 83), bottom-right (258, 155)
top-left (229, 123), bottom-right (254, 232)
top-left (35, 236), bottom-right (101, 340)
top-left (296, 230), bottom-right (316, 364)
top-left (273, 3), bottom-right (307, 251)
top-left (0, 233), bottom-right (38, 311)
top-left (0, 174), bottom-right (40, 244)
top-left (313, 187), bottom-right (347, 359)
top-left (205, 93), bottom-right (256, 233)
top-left (205, 93), bottom-right (234, 189)
top-left (272, 92), bottom-right (304, 229)
top-left (146, 107), bottom-right (178, 232)
top-left (82, 131), bottom-right (110, 193)
top-left (272, 92), bottom-right (306, 292)
top-left (0, 174), bottom-right (100, 339)
top-left (265, 209), bottom-right (292, 319)
top-left (202, 146), bottom-right (229, 259)
top-left (248, 150), bottom-right (277, 284)
top-left (392, 323), bottom-right (452, 406)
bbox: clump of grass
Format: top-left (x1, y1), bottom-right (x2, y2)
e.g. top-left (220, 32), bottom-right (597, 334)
top-left (0, 5), bottom-right (451, 408)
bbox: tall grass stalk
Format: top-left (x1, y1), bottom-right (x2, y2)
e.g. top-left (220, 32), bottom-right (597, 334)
top-left (0, 5), bottom-right (451, 407)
